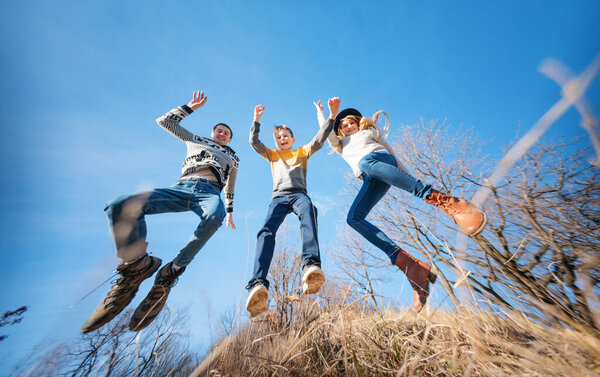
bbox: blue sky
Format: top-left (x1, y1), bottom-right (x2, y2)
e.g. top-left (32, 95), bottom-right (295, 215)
top-left (1, 0), bottom-right (599, 372)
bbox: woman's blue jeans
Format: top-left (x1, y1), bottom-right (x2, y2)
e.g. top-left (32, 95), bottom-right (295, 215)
top-left (105, 180), bottom-right (226, 267)
top-left (346, 151), bottom-right (433, 264)
top-left (247, 192), bottom-right (320, 290)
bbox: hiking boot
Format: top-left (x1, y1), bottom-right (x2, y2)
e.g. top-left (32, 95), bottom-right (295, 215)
top-left (246, 283), bottom-right (268, 318)
top-left (129, 262), bottom-right (185, 331)
top-left (425, 189), bottom-right (487, 236)
top-left (302, 265), bottom-right (326, 294)
top-left (394, 250), bottom-right (437, 311)
top-left (81, 252), bottom-right (162, 333)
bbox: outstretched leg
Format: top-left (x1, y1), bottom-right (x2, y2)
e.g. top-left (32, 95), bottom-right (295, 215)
top-left (358, 151), bottom-right (432, 199)
top-left (346, 174), bottom-right (399, 262)
top-left (246, 197), bottom-right (290, 317)
top-left (83, 185), bottom-right (191, 333)
top-left (359, 151), bottom-right (487, 235)
top-left (247, 197), bottom-right (291, 289)
top-left (291, 193), bottom-right (325, 294)
top-left (130, 181), bottom-right (226, 331)
top-left (105, 185), bottom-right (193, 263)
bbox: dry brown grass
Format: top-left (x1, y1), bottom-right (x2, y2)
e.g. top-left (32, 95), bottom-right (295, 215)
top-left (192, 297), bottom-right (600, 377)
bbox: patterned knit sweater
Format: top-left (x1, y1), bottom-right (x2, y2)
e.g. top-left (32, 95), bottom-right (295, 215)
top-left (156, 105), bottom-right (239, 213)
top-left (250, 118), bottom-right (334, 198)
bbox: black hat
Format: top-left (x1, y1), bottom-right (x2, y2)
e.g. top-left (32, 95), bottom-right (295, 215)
top-left (334, 108), bottom-right (362, 135)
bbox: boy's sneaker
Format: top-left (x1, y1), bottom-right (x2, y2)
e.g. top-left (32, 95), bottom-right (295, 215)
top-left (246, 284), bottom-right (268, 318)
top-left (302, 265), bottom-right (325, 294)
top-left (81, 253), bottom-right (162, 333)
top-left (129, 262), bottom-right (185, 331)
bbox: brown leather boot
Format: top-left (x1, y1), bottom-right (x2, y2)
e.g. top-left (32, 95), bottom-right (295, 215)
top-left (425, 190), bottom-right (487, 236)
top-left (394, 250), bottom-right (437, 311)
top-left (81, 247), bottom-right (162, 333)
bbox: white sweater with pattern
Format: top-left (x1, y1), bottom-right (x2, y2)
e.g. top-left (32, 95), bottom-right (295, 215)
top-left (156, 105), bottom-right (239, 213)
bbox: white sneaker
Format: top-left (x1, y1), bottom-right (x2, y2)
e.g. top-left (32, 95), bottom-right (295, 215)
top-left (246, 284), bottom-right (268, 318)
top-left (302, 265), bottom-right (325, 294)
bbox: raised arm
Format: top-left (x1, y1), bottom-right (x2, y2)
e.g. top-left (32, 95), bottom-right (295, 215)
top-left (304, 97), bottom-right (340, 156)
top-left (249, 104), bottom-right (273, 161)
top-left (156, 91), bottom-right (208, 141)
top-left (314, 99), bottom-right (342, 153)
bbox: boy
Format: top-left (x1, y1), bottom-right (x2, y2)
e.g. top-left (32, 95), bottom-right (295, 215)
top-left (245, 98), bottom-right (340, 317)
top-left (82, 91), bottom-right (239, 333)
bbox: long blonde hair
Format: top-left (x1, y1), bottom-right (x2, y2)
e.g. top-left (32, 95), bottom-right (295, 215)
top-left (337, 110), bottom-right (390, 138)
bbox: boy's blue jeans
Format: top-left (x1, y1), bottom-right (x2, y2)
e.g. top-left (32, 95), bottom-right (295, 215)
top-left (247, 192), bottom-right (320, 290)
top-left (105, 180), bottom-right (226, 267)
top-left (347, 151), bottom-right (433, 264)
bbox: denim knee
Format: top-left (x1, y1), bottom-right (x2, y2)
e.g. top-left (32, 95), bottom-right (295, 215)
top-left (257, 226), bottom-right (274, 240)
top-left (208, 208), bottom-right (226, 228)
top-left (346, 211), bottom-right (362, 230)
top-left (104, 195), bottom-right (130, 220)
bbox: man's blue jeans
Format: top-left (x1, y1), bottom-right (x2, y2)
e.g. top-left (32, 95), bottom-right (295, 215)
top-left (105, 180), bottom-right (226, 267)
top-left (347, 151), bottom-right (433, 264)
top-left (247, 192), bottom-right (320, 290)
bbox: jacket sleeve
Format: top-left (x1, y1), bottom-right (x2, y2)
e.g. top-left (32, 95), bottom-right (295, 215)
top-left (156, 105), bottom-right (196, 141)
top-left (249, 121), bottom-right (273, 161)
top-left (303, 118), bottom-right (334, 157)
top-left (223, 156), bottom-right (239, 213)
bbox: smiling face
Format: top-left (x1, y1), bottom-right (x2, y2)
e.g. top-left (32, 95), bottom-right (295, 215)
top-left (339, 117), bottom-right (359, 137)
top-left (211, 124), bottom-right (232, 146)
top-left (273, 128), bottom-right (295, 150)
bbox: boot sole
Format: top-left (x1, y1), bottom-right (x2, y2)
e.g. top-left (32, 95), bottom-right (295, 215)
top-left (129, 286), bottom-right (171, 332)
top-left (246, 287), bottom-right (268, 318)
top-left (302, 268), bottom-right (326, 295)
top-left (469, 212), bottom-right (488, 237)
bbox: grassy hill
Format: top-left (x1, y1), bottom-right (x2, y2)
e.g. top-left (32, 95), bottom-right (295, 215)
top-left (192, 299), bottom-right (600, 377)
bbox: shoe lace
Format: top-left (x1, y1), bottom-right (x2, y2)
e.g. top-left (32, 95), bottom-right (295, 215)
top-left (431, 195), bottom-right (460, 218)
top-left (142, 270), bottom-right (183, 305)
top-left (155, 272), bottom-right (181, 288)
top-left (102, 263), bottom-right (152, 305)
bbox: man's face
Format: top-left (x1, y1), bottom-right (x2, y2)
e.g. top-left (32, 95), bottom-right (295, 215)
top-left (273, 129), bottom-right (295, 150)
top-left (212, 125), bottom-right (232, 146)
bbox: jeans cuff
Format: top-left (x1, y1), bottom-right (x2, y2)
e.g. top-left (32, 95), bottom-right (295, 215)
top-left (246, 278), bottom-right (269, 291)
top-left (302, 261), bottom-right (321, 270)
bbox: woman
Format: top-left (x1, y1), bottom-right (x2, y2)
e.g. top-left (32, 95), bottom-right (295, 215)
top-left (315, 101), bottom-right (487, 311)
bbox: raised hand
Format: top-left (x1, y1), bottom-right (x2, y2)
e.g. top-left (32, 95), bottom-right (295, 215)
top-left (254, 104), bottom-right (265, 123)
top-left (328, 97), bottom-right (341, 119)
top-left (313, 99), bottom-right (324, 112)
top-left (188, 91), bottom-right (207, 111)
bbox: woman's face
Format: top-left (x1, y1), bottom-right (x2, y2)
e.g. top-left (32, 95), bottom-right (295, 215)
top-left (340, 118), bottom-right (359, 136)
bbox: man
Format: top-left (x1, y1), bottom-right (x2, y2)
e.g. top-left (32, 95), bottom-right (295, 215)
top-left (82, 91), bottom-right (239, 333)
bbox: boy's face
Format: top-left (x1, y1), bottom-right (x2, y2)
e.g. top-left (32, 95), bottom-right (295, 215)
top-left (274, 129), bottom-right (295, 150)
top-left (212, 125), bottom-right (232, 146)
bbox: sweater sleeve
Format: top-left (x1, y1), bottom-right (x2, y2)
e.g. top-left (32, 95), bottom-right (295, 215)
top-left (317, 109), bottom-right (342, 154)
top-left (156, 105), bottom-right (195, 141)
top-left (223, 158), bottom-right (239, 213)
top-left (249, 121), bottom-right (273, 161)
top-left (302, 118), bottom-right (334, 157)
